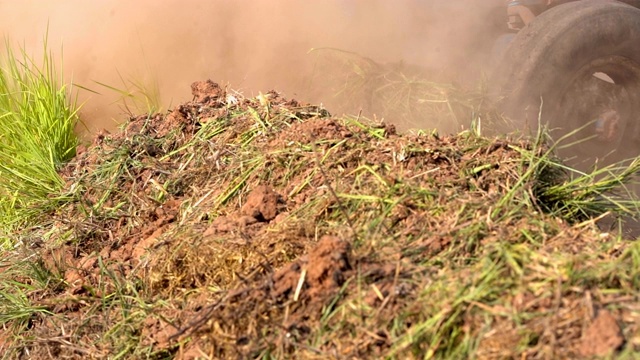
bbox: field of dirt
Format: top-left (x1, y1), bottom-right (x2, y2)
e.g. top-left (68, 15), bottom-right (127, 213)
top-left (2, 1), bottom-right (640, 359)
top-left (0, 79), bottom-right (638, 359)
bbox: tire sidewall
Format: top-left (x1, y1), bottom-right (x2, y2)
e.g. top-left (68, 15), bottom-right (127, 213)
top-left (496, 1), bottom-right (640, 125)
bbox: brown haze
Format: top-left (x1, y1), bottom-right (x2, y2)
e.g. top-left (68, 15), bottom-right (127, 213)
top-left (0, 0), bottom-right (505, 137)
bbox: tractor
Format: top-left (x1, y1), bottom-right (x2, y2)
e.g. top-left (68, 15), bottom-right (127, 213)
top-left (492, 0), bottom-right (640, 171)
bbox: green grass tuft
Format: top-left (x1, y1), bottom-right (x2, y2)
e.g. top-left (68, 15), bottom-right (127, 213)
top-left (0, 37), bottom-right (79, 238)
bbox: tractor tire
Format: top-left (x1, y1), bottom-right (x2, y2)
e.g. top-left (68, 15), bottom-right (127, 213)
top-left (493, 0), bottom-right (640, 170)
top-left (617, 0), bottom-right (640, 8)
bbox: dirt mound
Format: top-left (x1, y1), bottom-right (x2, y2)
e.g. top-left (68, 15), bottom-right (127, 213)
top-left (1, 80), bottom-right (638, 359)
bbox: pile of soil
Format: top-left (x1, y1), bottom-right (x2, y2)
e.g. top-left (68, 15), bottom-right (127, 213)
top-left (0, 80), bottom-right (637, 359)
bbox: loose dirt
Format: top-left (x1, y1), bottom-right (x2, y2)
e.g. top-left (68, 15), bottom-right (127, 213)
top-left (1, 80), bottom-right (639, 359)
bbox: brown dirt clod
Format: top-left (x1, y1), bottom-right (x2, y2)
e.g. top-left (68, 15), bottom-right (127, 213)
top-left (579, 309), bottom-right (625, 357)
top-left (267, 235), bottom-right (352, 305)
top-left (241, 185), bottom-right (284, 222)
top-left (191, 79), bottom-right (224, 104)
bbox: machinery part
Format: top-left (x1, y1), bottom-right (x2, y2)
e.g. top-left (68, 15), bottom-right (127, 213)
top-left (507, 0), bottom-right (547, 29)
top-left (507, 0), bottom-right (640, 30)
top-left (493, 0), bottom-right (640, 169)
top-left (616, 0), bottom-right (640, 8)
top-left (594, 109), bottom-right (621, 142)
top-left (506, 0), bottom-right (582, 29)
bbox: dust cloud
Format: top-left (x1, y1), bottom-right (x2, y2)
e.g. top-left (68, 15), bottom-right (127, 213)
top-left (0, 0), bottom-right (506, 137)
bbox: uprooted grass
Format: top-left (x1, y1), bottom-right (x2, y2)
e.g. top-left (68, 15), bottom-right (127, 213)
top-left (0, 80), bottom-right (639, 359)
top-left (306, 47), bottom-right (510, 134)
top-left (93, 68), bottom-right (164, 118)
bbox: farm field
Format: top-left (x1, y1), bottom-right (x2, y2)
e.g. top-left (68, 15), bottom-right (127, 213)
top-left (1, 1), bottom-right (640, 359)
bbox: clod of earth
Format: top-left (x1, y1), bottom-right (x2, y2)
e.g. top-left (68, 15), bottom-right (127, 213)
top-left (579, 309), bottom-right (625, 357)
top-left (241, 185), bottom-right (284, 222)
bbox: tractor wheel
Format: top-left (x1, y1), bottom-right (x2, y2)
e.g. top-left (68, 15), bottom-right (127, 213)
top-left (493, 0), bottom-right (640, 170)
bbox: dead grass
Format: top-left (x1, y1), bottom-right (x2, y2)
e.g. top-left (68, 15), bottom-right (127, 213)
top-left (0, 80), bottom-right (638, 359)
top-left (306, 47), bottom-right (511, 135)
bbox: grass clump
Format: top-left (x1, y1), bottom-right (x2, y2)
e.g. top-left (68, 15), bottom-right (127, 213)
top-left (0, 38), bottom-right (79, 236)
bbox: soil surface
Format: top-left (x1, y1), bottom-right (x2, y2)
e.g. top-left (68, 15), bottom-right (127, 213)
top-left (1, 80), bottom-right (638, 359)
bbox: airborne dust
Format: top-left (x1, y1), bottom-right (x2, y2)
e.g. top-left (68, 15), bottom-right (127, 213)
top-left (0, 0), bottom-right (504, 137)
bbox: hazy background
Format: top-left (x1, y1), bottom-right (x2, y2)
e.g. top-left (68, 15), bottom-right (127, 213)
top-left (0, 0), bottom-right (505, 137)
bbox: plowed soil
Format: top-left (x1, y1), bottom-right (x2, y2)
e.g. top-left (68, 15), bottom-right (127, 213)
top-left (1, 80), bottom-right (639, 359)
